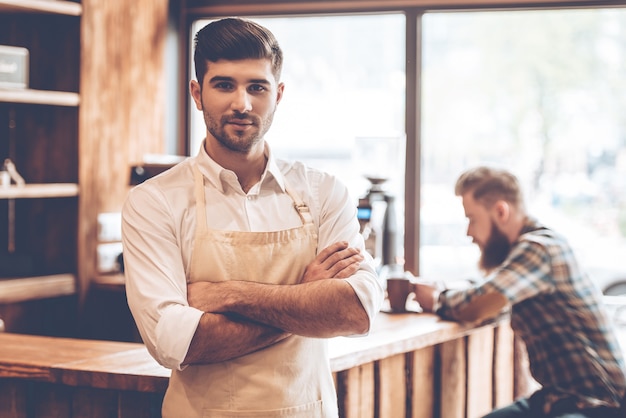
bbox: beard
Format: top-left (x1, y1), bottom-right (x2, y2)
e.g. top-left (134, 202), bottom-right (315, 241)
top-left (479, 220), bottom-right (512, 274)
top-left (201, 104), bottom-right (275, 154)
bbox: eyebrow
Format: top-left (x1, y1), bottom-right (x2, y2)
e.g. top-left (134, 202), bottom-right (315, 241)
top-left (208, 75), bottom-right (271, 85)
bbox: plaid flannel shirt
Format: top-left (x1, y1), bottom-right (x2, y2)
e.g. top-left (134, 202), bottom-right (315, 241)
top-left (438, 218), bottom-right (626, 413)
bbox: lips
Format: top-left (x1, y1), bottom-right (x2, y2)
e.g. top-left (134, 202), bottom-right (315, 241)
top-left (226, 118), bottom-right (253, 129)
top-left (226, 115), bottom-right (253, 123)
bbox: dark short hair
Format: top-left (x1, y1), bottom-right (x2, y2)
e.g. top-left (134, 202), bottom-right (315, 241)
top-left (454, 166), bottom-right (524, 210)
top-left (193, 17), bottom-right (283, 86)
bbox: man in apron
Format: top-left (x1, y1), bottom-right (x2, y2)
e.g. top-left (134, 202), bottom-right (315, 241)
top-left (121, 17), bottom-right (384, 418)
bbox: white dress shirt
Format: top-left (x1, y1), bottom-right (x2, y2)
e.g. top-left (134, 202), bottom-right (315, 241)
top-left (121, 142), bottom-right (383, 370)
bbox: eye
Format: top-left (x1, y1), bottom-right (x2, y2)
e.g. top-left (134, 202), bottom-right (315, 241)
top-left (214, 81), bottom-right (234, 90)
top-left (248, 84), bottom-right (267, 93)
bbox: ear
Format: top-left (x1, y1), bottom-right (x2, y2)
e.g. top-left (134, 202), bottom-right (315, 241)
top-left (190, 80), bottom-right (203, 111)
top-left (492, 200), bottom-right (510, 223)
top-left (275, 82), bottom-right (285, 105)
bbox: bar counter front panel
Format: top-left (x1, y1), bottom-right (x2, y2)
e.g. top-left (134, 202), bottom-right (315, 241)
top-left (0, 312), bottom-right (519, 418)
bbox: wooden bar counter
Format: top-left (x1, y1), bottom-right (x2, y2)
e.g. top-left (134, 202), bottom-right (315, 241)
top-left (0, 312), bottom-right (517, 418)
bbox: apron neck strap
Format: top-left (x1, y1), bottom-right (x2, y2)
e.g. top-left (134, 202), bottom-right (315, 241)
top-left (193, 165), bottom-right (208, 233)
top-left (283, 178), bottom-right (314, 226)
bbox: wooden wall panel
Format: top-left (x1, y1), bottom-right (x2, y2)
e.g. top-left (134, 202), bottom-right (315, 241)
top-left (32, 383), bottom-right (72, 418)
top-left (493, 322), bottom-right (515, 409)
top-left (466, 327), bottom-right (494, 418)
top-left (78, 0), bottom-right (169, 300)
top-left (72, 387), bottom-right (119, 418)
top-left (378, 353), bottom-right (408, 418)
top-left (439, 338), bottom-right (466, 418)
top-left (0, 380), bottom-right (165, 418)
top-left (359, 364), bottom-right (375, 418)
top-left (118, 391), bottom-right (164, 418)
top-left (0, 380), bottom-right (27, 418)
top-left (410, 346), bottom-right (435, 418)
top-left (337, 364), bottom-right (375, 418)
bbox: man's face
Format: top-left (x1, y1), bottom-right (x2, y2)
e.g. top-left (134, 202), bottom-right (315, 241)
top-left (190, 58), bottom-right (284, 154)
top-left (462, 193), bottom-right (511, 273)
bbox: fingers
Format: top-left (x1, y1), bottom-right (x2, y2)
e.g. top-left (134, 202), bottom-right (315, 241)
top-left (301, 241), bottom-right (364, 282)
top-left (332, 261), bottom-right (362, 278)
top-left (318, 242), bottom-right (358, 266)
top-left (315, 241), bottom-right (350, 263)
top-left (317, 242), bottom-right (363, 278)
top-left (327, 252), bottom-right (364, 278)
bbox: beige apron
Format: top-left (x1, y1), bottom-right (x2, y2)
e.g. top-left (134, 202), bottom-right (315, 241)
top-left (162, 165), bottom-right (338, 418)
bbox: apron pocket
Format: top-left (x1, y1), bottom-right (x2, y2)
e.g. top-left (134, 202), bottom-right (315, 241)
top-left (202, 400), bottom-right (323, 418)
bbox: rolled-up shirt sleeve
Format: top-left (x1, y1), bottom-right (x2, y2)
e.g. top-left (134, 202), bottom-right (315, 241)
top-left (122, 184), bottom-right (201, 371)
top-left (344, 263), bottom-right (383, 333)
top-left (310, 169), bottom-right (384, 333)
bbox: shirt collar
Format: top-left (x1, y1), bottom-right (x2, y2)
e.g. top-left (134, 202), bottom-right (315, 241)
top-left (194, 139), bottom-right (287, 194)
top-left (520, 216), bottom-right (544, 235)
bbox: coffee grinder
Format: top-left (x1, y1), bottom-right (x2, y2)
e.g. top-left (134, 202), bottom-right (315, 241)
top-left (357, 176), bottom-right (399, 270)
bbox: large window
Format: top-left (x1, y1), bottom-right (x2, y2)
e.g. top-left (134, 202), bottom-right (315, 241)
top-left (187, 5), bottom-right (626, 295)
top-left (420, 8), bottom-right (626, 293)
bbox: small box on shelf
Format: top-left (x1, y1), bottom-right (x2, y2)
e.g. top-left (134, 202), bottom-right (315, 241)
top-left (0, 45), bottom-right (28, 89)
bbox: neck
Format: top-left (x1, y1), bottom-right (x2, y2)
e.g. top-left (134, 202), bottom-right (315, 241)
top-left (238, 155), bottom-right (267, 193)
top-left (204, 139), bottom-right (267, 193)
top-left (508, 213), bottom-right (529, 244)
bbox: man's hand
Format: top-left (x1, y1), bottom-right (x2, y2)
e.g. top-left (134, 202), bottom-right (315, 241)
top-left (301, 241), bottom-right (364, 283)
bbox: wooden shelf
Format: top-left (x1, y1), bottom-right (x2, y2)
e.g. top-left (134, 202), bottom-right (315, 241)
top-left (0, 0), bottom-right (81, 16)
top-left (0, 274), bottom-right (76, 304)
top-left (0, 88), bottom-right (80, 107)
top-left (0, 183), bottom-right (79, 199)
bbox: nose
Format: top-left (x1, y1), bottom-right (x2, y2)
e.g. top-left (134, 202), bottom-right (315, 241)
top-left (466, 226), bottom-right (478, 244)
top-left (231, 87), bottom-right (252, 113)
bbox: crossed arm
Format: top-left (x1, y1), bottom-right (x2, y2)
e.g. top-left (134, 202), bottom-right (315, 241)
top-left (183, 241), bottom-right (369, 366)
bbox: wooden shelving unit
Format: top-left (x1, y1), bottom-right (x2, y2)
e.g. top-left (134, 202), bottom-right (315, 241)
top-left (0, 0), bottom-right (82, 335)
